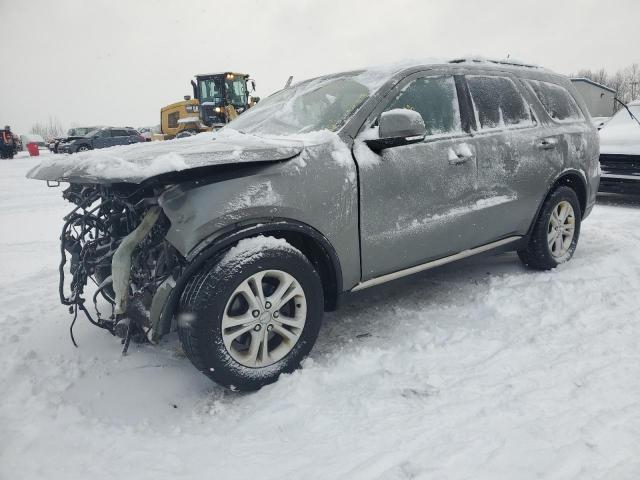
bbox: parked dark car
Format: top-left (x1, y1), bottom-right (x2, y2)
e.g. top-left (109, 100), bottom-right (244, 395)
top-left (49, 126), bottom-right (103, 153)
top-left (598, 100), bottom-right (640, 194)
top-left (29, 59), bottom-right (599, 391)
top-left (58, 127), bottom-right (145, 154)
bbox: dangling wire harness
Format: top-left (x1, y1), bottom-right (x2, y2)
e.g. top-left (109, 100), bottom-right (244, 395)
top-left (57, 184), bottom-right (179, 354)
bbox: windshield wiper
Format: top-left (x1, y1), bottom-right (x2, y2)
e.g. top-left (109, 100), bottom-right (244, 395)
top-left (614, 97), bottom-right (640, 128)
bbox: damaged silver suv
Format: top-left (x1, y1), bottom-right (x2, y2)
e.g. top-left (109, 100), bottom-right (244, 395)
top-left (29, 59), bottom-right (599, 391)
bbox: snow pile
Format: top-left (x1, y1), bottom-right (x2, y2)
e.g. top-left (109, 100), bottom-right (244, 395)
top-left (2, 157), bottom-right (640, 479)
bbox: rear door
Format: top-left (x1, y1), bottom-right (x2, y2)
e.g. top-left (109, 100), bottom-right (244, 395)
top-left (111, 129), bottom-right (131, 146)
top-left (127, 129), bottom-right (142, 143)
top-left (354, 72), bottom-right (482, 279)
top-left (458, 73), bottom-right (549, 242)
top-left (92, 130), bottom-right (112, 149)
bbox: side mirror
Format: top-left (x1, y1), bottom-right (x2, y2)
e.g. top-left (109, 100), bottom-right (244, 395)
top-left (365, 109), bottom-right (426, 153)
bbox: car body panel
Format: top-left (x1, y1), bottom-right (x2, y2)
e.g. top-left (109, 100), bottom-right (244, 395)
top-left (158, 138), bottom-right (361, 288)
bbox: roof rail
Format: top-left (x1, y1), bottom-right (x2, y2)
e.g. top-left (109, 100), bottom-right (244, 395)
top-left (449, 58), bottom-right (539, 69)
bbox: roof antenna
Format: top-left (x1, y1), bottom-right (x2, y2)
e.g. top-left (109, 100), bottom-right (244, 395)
top-left (284, 76), bottom-right (293, 89)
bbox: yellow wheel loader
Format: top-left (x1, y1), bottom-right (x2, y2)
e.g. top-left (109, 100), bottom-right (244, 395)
top-left (155, 72), bottom-right (259, 141)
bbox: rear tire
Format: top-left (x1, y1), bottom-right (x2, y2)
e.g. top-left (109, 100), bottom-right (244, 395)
top-left (178, 237), bottom-right (324, 391)
top-left (518, 186), bottom-right (581, 270)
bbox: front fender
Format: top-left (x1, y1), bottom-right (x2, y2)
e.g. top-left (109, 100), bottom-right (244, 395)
top-left (158, 151), bottom-right (360, 288)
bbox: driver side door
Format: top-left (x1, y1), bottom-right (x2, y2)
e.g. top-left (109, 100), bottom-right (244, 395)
top-left (354, 73), bottom-right (481, 279)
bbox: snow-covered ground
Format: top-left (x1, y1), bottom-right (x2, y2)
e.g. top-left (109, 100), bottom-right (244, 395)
top-left (2, 154), bottom-right (640, 480)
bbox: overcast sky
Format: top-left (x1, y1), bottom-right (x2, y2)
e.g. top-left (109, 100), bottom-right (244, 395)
top-left (0, 0), bottom-right (638, 134)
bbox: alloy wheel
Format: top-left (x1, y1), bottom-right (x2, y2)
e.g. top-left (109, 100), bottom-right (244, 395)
top-left (221, 270), bottom-right (307, 368)
top-left (547, 200), bottom-right (575, 258)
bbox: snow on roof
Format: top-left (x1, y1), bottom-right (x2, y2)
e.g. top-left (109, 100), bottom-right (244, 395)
top-left (449, 56), bottom-right (541, 69)
top-left (570, 77), bottom-right (616, 93)
top-left (360, 56), bottom-right (544, 76)
top-left (195, 72), bottom-right (248, 78)
top-left (294, 56), bottom-right (548, 96)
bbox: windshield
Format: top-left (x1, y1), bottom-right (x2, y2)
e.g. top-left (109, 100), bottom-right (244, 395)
top-left (199, 77), bottom-right (224, 106)
top-left (605, 105), bottom-right (640, 127)
top-left (68, 127), bottom-right (93, 137)
top-left (227, 73), bottom-right (371, 135)
top-left (86, 129), bottom-right (103, 137)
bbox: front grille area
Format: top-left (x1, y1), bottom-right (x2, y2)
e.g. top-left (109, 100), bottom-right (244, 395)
top-left (599, 153), bottom-right (640, 175)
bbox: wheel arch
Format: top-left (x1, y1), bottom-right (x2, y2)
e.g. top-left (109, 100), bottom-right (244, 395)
top-left (155, 219), bottom-right (343, 340)
top-left (526, 169), bottom-right (588, 238)
top-left (551, 170), bottom-right (588, 215)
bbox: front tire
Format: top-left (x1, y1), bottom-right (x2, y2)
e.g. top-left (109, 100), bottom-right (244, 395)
top-left (178, 237), bottom-right (324, 391)
top-left (518, 186), bottom-right (581, 270)
top-left (77, 145), bottom-right (91, 153)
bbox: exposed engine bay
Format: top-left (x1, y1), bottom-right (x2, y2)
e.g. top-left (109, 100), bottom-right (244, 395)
top-left (59, 183), bottom-right (184, 352)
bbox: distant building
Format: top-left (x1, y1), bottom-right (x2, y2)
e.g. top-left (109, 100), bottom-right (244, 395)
top-left (571, 78), bottom-right (616, 118)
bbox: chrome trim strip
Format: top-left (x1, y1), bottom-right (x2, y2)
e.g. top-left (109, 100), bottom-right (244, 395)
top-left (601, 173), bottom-right (640, 181)
top-left (351, 236), bottom-right (522, 292)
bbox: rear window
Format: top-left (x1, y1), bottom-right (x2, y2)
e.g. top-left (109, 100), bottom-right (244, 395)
top-left (467, 75), bottom-right (533, 130)
top-left (527, 80), bottom-right (584, 122)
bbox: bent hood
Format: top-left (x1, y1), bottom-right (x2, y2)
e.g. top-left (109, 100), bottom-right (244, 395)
top-left (27, 130), bottom-right (304, 184)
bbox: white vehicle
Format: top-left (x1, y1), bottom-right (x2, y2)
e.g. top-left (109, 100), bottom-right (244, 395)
top-left (598, 100), bottom-right (640, 193)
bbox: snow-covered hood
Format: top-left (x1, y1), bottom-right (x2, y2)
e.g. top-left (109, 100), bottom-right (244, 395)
top-left (27, 130), bottom-right (305, 184)
top-left (599, 122), bottom-right (640, 156)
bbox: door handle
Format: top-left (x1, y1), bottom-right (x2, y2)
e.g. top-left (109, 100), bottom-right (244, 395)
top-left (448, 146), bottom-right (475, 165)
top-left (536, 137), bottom-right (558, 150)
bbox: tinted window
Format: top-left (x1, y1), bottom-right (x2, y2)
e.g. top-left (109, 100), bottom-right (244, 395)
top-left (385, 76), bottom-right (461, 136)
top-left (90, 130), bottom-right (109, 138)
top-left (467, 75), bottom-right (532, 130)
top-left (527, 80), bottom-right (584, 121)
top-left (112, 129), bottom-right (129, 137)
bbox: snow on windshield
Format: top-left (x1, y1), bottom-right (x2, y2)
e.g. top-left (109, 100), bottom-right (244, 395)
top-left (228, 73), bottom-right (372, 136)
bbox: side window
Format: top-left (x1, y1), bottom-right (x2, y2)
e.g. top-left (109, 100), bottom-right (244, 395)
top-left (467, 75), bottom-right (532, 130)
top-left (384, 76), bottom-right (461, 136)
top-left (527, 80), bottom-right (584, 121)
top-left (112, 129), bottom-right (129, 137)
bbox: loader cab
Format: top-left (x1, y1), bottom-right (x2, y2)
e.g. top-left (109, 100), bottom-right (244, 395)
top-left (192, 72), bottom-right (256, 128)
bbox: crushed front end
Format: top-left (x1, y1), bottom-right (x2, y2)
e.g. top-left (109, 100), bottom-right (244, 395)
top-left (58, 182), bottom-right (184, 352)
